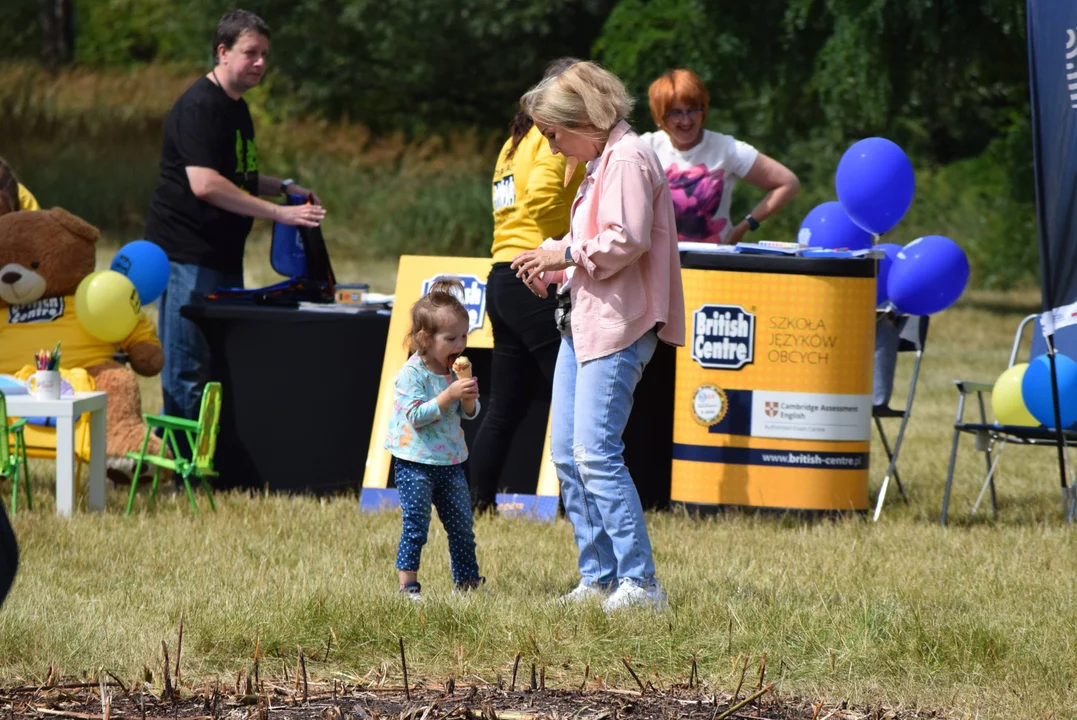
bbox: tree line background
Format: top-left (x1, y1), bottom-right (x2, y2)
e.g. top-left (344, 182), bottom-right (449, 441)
top-left (1, 0), bottom-right (1038, 287)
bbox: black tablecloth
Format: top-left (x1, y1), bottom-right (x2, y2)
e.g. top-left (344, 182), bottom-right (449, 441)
top-left (182, 303), bottom-right (390, 495)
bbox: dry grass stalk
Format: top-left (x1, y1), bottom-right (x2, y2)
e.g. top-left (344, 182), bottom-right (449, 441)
top-left (175, 612), bottom-right (185, 687)
top-left (254, 640), bottom-right (261, 692)
top-left (160, 643), bottom-right (173, 702)
top-left (298, 647), bottom-right (309, 704)
top-left (397, 639), bottom-right (409, 701)
top-left (620, 659), bottom-right (644, 695)
top-left (510, 654), bottom-right (520, 693)
top-left (731, 655), bottom-right (749, 704)
top-left (714, 683), bottom-right (774, 720)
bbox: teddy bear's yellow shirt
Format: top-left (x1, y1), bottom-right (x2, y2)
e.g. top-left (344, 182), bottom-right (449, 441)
top-left (0, 295), bottom-right (159, 371)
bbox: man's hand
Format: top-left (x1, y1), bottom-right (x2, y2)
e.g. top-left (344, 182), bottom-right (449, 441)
top-left (275, 202), bottom-right (327, 227)
top-left (286, 184), bottom-right (322, 205)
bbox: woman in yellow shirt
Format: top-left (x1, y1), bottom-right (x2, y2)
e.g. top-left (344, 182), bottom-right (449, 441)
top-left (468, 57), bottom-right (584, 514)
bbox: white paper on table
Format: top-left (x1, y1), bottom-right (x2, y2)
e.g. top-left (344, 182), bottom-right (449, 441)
top-left (678, 241), bottom-right (738, 253)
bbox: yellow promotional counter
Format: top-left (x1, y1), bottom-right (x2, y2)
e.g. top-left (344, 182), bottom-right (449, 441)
top-left (672, 252), bottom-right (876, 512)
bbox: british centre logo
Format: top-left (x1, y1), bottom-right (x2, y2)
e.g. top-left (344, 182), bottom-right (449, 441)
top-left (691, 304), bottom-right (755, 370)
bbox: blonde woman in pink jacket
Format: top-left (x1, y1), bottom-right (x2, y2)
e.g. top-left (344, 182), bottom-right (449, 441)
top-left (512, 61), bottom-right (685, 612)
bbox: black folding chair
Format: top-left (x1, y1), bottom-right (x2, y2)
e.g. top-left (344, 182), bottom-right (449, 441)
top-left (940, 314), bottom-right (1077, 525)
top-left (872, 314), bottom-right (930, 521)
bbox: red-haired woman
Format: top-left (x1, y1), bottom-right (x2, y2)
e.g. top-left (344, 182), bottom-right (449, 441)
top-left (643, 69), bottom-right (799, 245)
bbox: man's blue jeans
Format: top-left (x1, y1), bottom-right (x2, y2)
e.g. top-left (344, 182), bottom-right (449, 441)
top-left (158, 262), bottom-right (242, 452)
top-left (550, 331), bottom-right (659, 588)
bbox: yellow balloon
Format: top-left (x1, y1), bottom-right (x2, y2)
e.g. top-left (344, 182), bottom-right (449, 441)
top-left (992, 363), bottom-right (1039, 426)
top-left (75, 270), bottom-right (140, 342)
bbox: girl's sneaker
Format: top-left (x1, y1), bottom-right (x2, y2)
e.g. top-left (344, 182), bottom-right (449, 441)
top-left (399, 581), bottom-right (423, 602)
top-left (452, 576), bottom-right (486, 595)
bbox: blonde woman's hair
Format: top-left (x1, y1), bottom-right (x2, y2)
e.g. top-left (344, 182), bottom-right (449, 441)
top-left (520, 61), bottom-right (634, 137)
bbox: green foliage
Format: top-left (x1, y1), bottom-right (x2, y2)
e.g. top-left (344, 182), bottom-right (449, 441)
top-left (252, 0), bottom-right (614, 133)
top-left (71, 0), bottom-right (213, 65)
top-left (0, 0), bottom-right (40, 60)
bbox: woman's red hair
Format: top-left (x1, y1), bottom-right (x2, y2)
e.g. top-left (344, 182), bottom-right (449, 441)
top-left (647, 69), bottom-right (709, 128)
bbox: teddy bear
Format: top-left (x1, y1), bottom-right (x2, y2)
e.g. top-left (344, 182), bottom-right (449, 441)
top-left (0, 207), bottom-right (165, 482)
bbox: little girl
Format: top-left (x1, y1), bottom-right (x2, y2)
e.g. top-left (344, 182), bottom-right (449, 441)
top-left (385, 278), bottom-right (484, 600)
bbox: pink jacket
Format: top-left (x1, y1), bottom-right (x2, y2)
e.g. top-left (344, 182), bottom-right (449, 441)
top-left (539, 121), bottom-right (685, 363)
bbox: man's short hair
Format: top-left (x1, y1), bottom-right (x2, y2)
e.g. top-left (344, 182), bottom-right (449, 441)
top-left (213, 10), bottom-right (271, 64)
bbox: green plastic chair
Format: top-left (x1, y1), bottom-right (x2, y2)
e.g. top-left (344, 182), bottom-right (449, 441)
top-left (0, 391), bottom-right (32, 514)
top-left (125, 382), bottom-right (222, 516)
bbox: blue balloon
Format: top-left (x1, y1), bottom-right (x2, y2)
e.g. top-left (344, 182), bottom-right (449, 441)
top-left (835, 138), bottom-right (915, 235)
top-left (874, 242), bottom-right (902, 307)
top-left (797, 201), bottom-right (872, 251)
top-left (886, 235), bottom-right (969, 315)
top-left (110, 240), bottom-right (170, 305)
top-left (1021, 353), bottom-right (1077, 429)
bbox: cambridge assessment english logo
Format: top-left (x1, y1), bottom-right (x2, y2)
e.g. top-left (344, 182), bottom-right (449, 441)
top-left (765, 401), bottom-right (779, 417)
top-left (422, 274), bottom-right (487, 333)
top-left (691, 304), bottom-right (755, 370)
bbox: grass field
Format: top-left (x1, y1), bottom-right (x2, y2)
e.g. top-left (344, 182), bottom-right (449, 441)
top-left (2, 245), bottom-right (1076, 719)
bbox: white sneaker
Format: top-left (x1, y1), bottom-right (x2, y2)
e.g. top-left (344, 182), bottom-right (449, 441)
top-left (557, 581), bottom-right (609, 605)
top-left (399, 582), bottom-right (423, 602)
top-left (602, 579), bottom-right (667, 612)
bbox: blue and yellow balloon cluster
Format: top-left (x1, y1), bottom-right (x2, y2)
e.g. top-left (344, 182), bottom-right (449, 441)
top-left (798, 138), bottom-right (969, 316)
top-left (993, 354), bottom-right (1077, 429)
top-left (75, 240), bottom-right (170, 342)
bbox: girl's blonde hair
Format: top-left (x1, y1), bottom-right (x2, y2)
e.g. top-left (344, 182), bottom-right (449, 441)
top-left (403, 277), bottom-right (470, 355)
top-left (519, 61), bottom-right (634, 138)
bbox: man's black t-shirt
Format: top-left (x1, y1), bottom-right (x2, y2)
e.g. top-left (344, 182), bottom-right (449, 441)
top-left (145, 76), bottom-right (259, 274)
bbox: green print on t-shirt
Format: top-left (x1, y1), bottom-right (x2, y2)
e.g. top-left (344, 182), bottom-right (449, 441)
top-left (233, 131), bottom-right (259, 176)
top-left (245, 138), bottom-right (258, 173)
top-left (235, 130), bottom-right (244, 174)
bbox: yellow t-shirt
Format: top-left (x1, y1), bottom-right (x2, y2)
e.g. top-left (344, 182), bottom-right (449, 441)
top-left (1, 296), bottom-right (159, 371)
top-left (17, 184), bottom-right (40, 211)
top-left (491, 125), bottom-right (584, 263)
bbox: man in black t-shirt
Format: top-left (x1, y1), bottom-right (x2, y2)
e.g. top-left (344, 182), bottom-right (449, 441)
top-left (146, 9), bottom-right (326, 431)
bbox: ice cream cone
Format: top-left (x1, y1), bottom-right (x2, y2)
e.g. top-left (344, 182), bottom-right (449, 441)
top-left (453, 356), bottom-right (472, 379)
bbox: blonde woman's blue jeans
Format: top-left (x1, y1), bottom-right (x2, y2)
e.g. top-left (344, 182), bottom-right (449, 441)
top-left (550, 331), bottom-right (659, 587)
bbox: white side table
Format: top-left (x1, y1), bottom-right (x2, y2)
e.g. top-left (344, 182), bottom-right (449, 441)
top-left (6, 392), bottom-right (108, 517)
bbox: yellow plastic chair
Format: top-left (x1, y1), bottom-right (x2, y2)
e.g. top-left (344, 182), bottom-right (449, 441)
top-left (125, 382), bottom-right (222, 516)
top-left (0, 391), bottom-right (31, 514)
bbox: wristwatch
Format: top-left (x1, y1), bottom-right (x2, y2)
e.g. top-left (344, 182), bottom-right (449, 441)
top-left (280, 178), bottom-right (296, 196)
top-left (744, 214), bottom-right (760, 231)
top-left (564, 246), bottom-right (573, 264)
